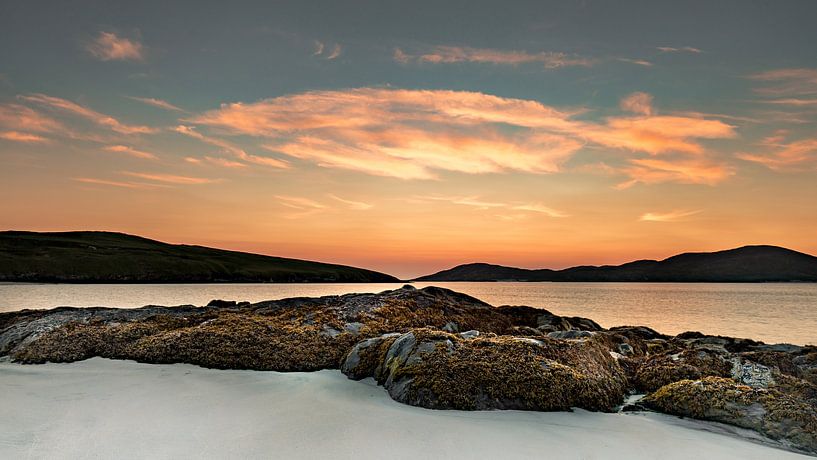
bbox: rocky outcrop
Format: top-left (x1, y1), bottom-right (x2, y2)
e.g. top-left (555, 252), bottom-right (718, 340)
top-left (342, 328), bottom-right (628, 412)
top-left (0, 285), bottom-right (601, 371)
top-left (1, 285), bottom-right (815, 454)
top-left (642, 377), bottom-right (817, 454)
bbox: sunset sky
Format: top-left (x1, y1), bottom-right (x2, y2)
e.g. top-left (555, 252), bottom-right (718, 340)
top-left (1, 1), bottom-right (816, 278)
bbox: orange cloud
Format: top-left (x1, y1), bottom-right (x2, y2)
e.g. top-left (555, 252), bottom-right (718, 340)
top-left (0, 103), bottom-right (65, 134)
top-left (617, 157), bottom-right (734, 188)
top-left (86, 32), bottom-right (145, 61)
top-left (0, 131), bottom-right (50, 143)
top-left (737, 136), bottom-right (817, 171)
top-left (189, 88), bottom-right (735, 184)
top-left (396, 46), bottom-right (594, 69)
top-left (104, 145), bottom-right (158, 160)
top-left (20, 94), bottom-right (155, 135)
top-left (585, 115), bottom-right (735, 155)
top-left (640, 209), bottom-right (702, 222)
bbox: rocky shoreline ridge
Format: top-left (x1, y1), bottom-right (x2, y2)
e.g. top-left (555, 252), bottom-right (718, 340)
top-left (1, 285), bottom-right (815, 455)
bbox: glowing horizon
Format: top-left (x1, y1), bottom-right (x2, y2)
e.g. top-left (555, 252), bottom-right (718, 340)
top-left (2, 1), bottom-right (816, 278)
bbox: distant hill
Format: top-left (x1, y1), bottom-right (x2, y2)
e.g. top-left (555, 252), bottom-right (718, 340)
top-left (416, 246), bottom-right (817, 282)
top-left (0, 231), bottom-right (398, 283)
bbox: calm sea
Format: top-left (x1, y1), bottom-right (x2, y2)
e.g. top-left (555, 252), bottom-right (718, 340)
top-left (1, 282), bottom-right (814, 346)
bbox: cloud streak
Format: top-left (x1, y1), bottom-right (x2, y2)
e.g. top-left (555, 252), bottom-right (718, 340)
top-left (20, 94), bottom-right (155, 135)
top-left (127, 96), bottom-right (185, 112)
top-left (104, 145), bottom-right (157, 160)
top-left (657, 46), bottom-right (702, 54)
top-left (737, 133), bottom-right (817, 171)
top-left (414, 195), bottom-right (568, 217)
top-left (328, 194), bottom-right (373, 210)
top-left (640, 209), bottom-right (702, 222)
top-left (73, 177), bottom-right (167, 190)
top-left (0, 131), bottom-right (50, 143)
top-left (86, 32), bottom-right (145, 61)
top-left (750, 68), bottom-right (817, 96)
top-left (174, 125), bottom-right (289, 169)
top-left (394, 46), bottom-right (594, 69)
top-left (122, 171), bottom-right (220, 184)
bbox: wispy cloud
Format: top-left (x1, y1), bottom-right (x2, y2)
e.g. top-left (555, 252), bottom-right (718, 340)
top-left (274, 195), bottom-right (325, 210)
top-left (174, 125), bottom-right (289, 168)
top-left (126, 96), bottom-right (185, 112)
top-left (657, 46), bottom-right (702, 54)
top-left (737, 133), bottom-right (817, 171)
top-left (640, 209), bottom-right (702, 222)
top-left (414, 195), bottom-right (568, 217)
top-left (312, 40), bottom-right (325, 56)
top-left (620, 92), bottom-right (654, 116)
top-left (757, 98), bottom-right (817, 107)
top-left (0, 103), bottom-right (66, 135)
top-left (618, 58), bottom-right (653, 67)
top-left (73, 177), bottom-right (167, 190)
top-left (326, 44), bottom-right (342, 60)
top-left (417, 195), bottom-right (506, 209)
top-left (86, 32), bottom-right (145, 62)
top-left (104, 145), bottom-right (157, 160)
top-left (0, 131), bottom-right (50, 143)
top-left (312, 41), bottom-right (342, 60)
top-left (190, 88), bottom-right (734, 184)
top-left (394, 46), bottom-right (594, 69)
top-left (122, 171), bottom-right (220, 184)
top-left (749, 68), bottom-right (817, 96)
top-left (617, 157), bottom-right (734, 189)
top-left (511, 203), bottom-right (569, 217)
top-left (20, 94), bottom-right (155, 135)
top-left (328, 194), bottom-right (373, 210)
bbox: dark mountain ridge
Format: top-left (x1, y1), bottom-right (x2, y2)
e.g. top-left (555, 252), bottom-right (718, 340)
top-left (416, 245), bottom-right (817, 282)
top-left (0, 231), bottom-right (398, 283)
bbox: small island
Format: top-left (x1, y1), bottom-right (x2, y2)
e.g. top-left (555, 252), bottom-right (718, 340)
top-left (2, 285), bottom-right (815, 455)
top-left (416, 245), bottom-right (817, 282)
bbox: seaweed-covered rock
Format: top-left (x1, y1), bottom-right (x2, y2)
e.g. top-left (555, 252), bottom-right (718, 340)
top-left (642, 377), bottom-right (817, 454)
top-left (349, 328), bottom-right (628, 412)
top-left (633, 347), bottom-right (733, 392)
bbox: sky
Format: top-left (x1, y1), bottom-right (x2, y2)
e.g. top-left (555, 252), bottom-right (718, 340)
top-left (1, 1), bottom-right (816, 278)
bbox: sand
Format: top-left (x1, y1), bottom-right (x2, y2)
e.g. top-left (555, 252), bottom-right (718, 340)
top-left (0, 358), bottom-right (809, 459)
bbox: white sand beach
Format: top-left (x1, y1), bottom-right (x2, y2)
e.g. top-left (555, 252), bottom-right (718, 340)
top-left (0, 358), bottom-right (809, 460)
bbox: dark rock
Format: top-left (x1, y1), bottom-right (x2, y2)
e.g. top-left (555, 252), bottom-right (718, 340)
top-left (206, 299), bottom-right (250, 308)
top-left (547, 330), bottom-right (595, 339)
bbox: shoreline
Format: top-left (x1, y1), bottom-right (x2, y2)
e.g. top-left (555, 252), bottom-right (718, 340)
top-left (0, 358), bottom-right (810, 459)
